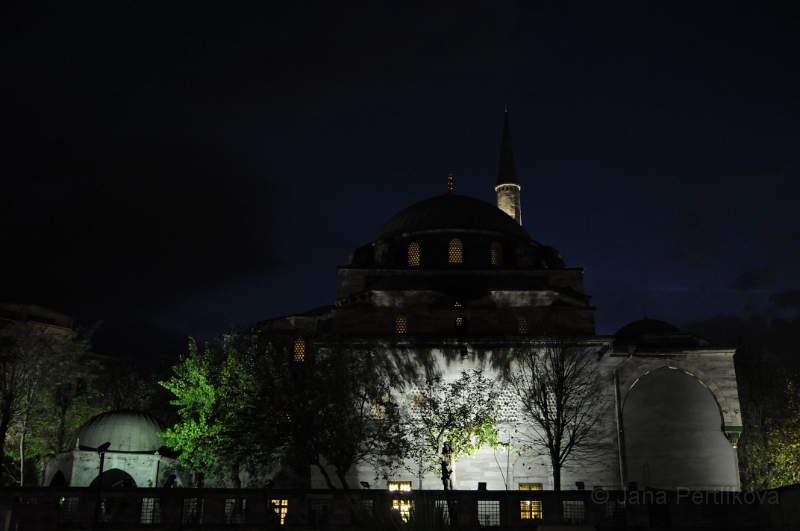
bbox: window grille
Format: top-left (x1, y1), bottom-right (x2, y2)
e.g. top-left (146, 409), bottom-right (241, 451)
top-left (408, 390), bottom-right (425, 420)
top-left (359, 499), bottom-right (373, 517)
top-left (408, 242), bottom-right (420, 267)
top-left (392, 499), bottom-right (412, 523)
top-left (225, 498), bottom-right (247, 524)
top-left (477, 500), bottom-right (500, 526)
top-left (448, 239), bottom-right (463, 264)
top-left (491, 242), bottom-right (503, 266)
top-left (606, 499), bottom-right (626, 527)
top-left (436, 500), bottom-right (456, 522)
top-left (182, 498), bottom-right (204, 524)
top-left (519, 483), bottom-right (543, 519)
top-left (140, 498), bottom-right (161, 524)
top-left (691, 502), bottom-right (713, 526)
top-left (271, 499), bottom-right (288, 525)
top-left (517, 316), bottom-right (528, 334)
top-left (496, 389), bottom-right (520, 421)
top-left (455, 316), bottom-right (464, 328)
top-left (293, 339), bottom-right (305, 361)
top-left (308, 499), bottom-right (330, 523)
top-left (59, 497), bottom-right (79, 524)
top-left (371, 393), bottom-right (389, 420)
top-left (395, 316), bottom-right (407, 334)
top-left (562, 500), bottom-right (585, 525)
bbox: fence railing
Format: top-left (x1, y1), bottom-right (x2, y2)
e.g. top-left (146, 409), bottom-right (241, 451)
top-left (0, 485), bottom-right (795, 530)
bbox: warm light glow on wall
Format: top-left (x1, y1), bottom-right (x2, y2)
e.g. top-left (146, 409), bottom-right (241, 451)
top-left (293, 339), bottom-right (305, 361)
top-left (491, 242), bottom-right (503, 266)
top-left (449, 238), bottom-right (463, 264)
top-left (408, 242), bottom-right (420, 267)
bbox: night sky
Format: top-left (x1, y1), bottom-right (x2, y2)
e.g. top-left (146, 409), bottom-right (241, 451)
top-left (3, 2), bottom-right (798, 366)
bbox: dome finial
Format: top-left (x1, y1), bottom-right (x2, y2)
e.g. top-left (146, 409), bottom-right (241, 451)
top-left (447, 173), bottom-right (453, 193)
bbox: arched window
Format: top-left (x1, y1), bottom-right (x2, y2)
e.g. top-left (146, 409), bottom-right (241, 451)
top-left (395, 316), bottom-right (407, 334)
top-left (408, 242), bottom-right (420, 267)
top-left (293, 339), bottom-right (306, 361)
top-left (449, 238), bottom-right (463, 264)
top-left (491, 242), bottom-right (503, 266)
top-left (517, 316), bottom-right (528, 334)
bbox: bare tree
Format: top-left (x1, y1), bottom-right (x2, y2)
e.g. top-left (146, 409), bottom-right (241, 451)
top-left (505, 337), bottom-right (609, 491)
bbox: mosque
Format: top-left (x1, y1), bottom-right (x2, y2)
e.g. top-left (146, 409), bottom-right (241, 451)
top-left (45, 110), bottom-right (742, 493)
top-left (260, 109), bottom-right (743, 492)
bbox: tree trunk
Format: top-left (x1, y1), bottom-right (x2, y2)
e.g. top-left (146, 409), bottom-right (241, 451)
top-left (311, 458), bottom-right (337, 489)
top-left (553, 462), bottom-right (561, 492)
top-left (335, 469), bottom-right (350, 489)
top-left (19, 428), bottom-right (25, 486)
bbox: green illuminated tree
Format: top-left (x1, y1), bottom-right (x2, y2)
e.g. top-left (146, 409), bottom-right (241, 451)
top-left (162, 332), bottom-right (407, 488)
top-left (403, 370), bottom-right (500, 490)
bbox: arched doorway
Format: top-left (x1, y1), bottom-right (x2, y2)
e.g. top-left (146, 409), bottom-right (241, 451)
top-left (49, 470), bottom-right (66, 487)
top-left (622, 367), bottom-right (738, 490)
top-left (89, 468), bottom-right (137, 489)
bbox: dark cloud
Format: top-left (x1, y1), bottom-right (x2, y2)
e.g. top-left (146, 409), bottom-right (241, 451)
top-left (731, 157), bottom-right (800, 184)
top-left (653, 237), bottom-right (727, 268)
top-left (765, 231), bottom-right (800, 246)
top-left (680, 210), bottom-right (709, 231)
top-left (771, 289), bottom-right (800, 312)
top-left (684, 313), bottom-right (800, 375)
top-left (1, 134), bottom-right (287, 318)
top-left (729, 266), bottom-right (774, 291)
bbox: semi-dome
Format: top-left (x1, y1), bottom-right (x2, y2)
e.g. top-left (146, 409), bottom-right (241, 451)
top-left (374, 192), bottom-right (531, 241)
top-left (615, 317), bottom-right (681, 338)
top-left (68, 410), bottom-right (166, 453)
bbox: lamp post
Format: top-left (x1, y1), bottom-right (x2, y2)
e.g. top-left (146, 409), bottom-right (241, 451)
top-left (93, 442), bottom-right (111, 529)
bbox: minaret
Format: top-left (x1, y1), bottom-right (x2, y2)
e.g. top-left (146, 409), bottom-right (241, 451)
top-left (495, 105), bottom-right (522, 225)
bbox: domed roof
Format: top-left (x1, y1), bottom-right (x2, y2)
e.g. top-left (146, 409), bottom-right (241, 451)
top-left (68, 410), bottom-right (166, 453)
top-left (374, 193), bottom-right (531, 241)
top-left (615, 317), bottom-right (681, 338)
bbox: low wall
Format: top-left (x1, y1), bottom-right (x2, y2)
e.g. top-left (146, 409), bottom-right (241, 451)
top-left (1, 485), bottom-right (798, 530)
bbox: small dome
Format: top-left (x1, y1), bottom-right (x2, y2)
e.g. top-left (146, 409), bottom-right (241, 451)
top-left (615, 317), bottom-right (681, 338)
top-left (374, 193), bottom-right (531, 241)
top-left (68, 410), bottom-right (166, 453)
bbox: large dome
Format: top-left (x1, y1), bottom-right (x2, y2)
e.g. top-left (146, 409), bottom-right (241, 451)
top-left (374, 193), bottom-right (531, 241)
top-left (68, 410), bottom-right (166, 453)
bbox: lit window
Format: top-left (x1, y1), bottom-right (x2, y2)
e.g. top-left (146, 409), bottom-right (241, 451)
top-left (389, 481), bottom-right (413, 523)
top-left (408, 242), bottom-right (420, 267)
top-left (448, 238), bottom-right (463, 264)
top-left (293, 339), bottom-right (305, 361)
top-left (455, 315), bottom-right (467, 335)
top-left (271, 499), bottom-right (288, 526)
top-left (388, 481), bottom-right (412, 492)
top-left (517, 316), bottom-right (528, 334)
top-left (520, 483), bottom-right (543, 520)
top-left (454, 301), bottom-right (462, 307)
top-left (395, 316), bottom-right (407, 334)
top-left (491, 242), bottom-right (503, 266)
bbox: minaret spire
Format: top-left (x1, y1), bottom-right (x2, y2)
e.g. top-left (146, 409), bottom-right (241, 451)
top-left (495, 105), bottom-right (522, 224)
